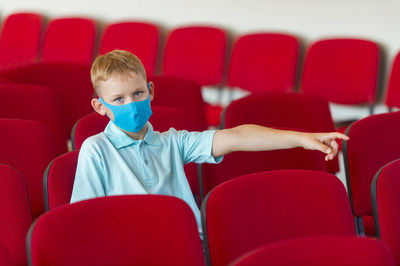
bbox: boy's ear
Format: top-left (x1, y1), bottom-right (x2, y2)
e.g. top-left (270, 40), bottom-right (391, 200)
top-left (91, 98), bottom-right (107, 116)
top-left (148, 81), bottom-right (155, 101)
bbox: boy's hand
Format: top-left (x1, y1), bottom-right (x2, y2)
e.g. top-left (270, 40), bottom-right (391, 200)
top-left (300, 132), bottom-right (349, 161)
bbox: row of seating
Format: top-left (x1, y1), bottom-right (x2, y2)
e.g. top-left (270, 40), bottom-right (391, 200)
top-left (2, 12), bottom-right (400, 126)
top-left (1, 165), bottom-right (398, 265)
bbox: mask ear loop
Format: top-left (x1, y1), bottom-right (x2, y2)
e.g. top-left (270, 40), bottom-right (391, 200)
top-left (147, 82), bottom-right (151, 91)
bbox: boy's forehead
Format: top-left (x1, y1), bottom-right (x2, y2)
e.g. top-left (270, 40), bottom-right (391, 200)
top-left (96, 71), bottom-right (147, 96)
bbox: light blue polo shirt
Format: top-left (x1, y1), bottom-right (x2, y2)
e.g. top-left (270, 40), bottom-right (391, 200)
top-left (71, 121), bottom-right (223, 235)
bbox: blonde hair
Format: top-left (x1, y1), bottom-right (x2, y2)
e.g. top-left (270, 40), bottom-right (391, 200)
top-left (91, 50), bottom-right (147, 93)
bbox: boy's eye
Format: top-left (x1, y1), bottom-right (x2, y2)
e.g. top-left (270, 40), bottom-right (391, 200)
top-left (135, 91), bottom-right (143, 96)
top-left (113, 97), bottom-right (123, 103)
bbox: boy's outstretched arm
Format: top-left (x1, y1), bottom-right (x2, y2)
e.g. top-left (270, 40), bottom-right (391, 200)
top-left (212, 124), bottom-right (349, 161)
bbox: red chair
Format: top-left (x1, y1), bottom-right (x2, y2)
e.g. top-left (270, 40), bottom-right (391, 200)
top-left (43, 150), bottom-right (80, 211)
top-left (0, 12), bottom-right (43, 71)
top-left (385, 51), bottom-right (400, 109)
top-left (231, 236), bottom-right (396, 266)
top-left (27, 195), bottom-right (205, 266)
top-left (371, 158), bottom-right (400, 263)
top-left (150, 76), bottom-right (208, 129)
top-left (0, 119), bottom-right (57, 218)
top-left (71, 107), bottom-right (203, 200)
top-left (227, 33), bottom-right (300, 93)
top-left (301, 38), bottom-right (380, 106)
top-left (0, 164), bottom-right (32, 266)
top-left (99, 22), bottom-right (160, 76)
top-left (343, 111), bottom-right (400, 236)
top-left (202, 92), bottom-right (337, 196)
top-left (42, 17), bottom-right (97, 64)
top-left (162, 26), bottom-right (227, 86)
top-left (201, 170), bottom-right (356, 266)
top-left (0, 83), bottom-right (68, 155)
top-left (0, 62), bottom-right (94, 133)
top-left (0, 243), bottom-right (13, 266)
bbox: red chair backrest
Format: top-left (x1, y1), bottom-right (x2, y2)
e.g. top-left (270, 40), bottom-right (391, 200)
top-left (43, 150), bottom-right (80, 211)
top-left (371, 158), bottom-right (400, 264)
top-left (0, 164), bottom-right (32, 266)
top-left (162, 26), bottom-right (227, 86)
top-left (0, 119), bottom-right (57, 218)
top-left (301, 38), bottom-right (380, 105)
top-left (202, 92), bottom-right (337, 195)
top-left (385, 51), bottom-right (400, 108)
top-left (27, 195), bottom-right (205, 266)
top-left (0, 83), bottom-right (68, 155)
top-left (343, 111), bottom-right (400, 234)
top-left (0, 62), bottom-right (94, 133)
top-left (0, 12), bottom-right (43, 70)
top-left (228, 33), bottom-right (300, 93)
top-left (201, 170), bottom-right (356, 266)
top-left (99, 22), bottom-right (160, 76)
top-left (42, 17), bottom-right (96, 64)
top-left (231, 236), bottom-right (396, 266)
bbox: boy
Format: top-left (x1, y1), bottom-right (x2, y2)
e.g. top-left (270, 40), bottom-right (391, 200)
top-left (71, 50), bottom-right (349, 236)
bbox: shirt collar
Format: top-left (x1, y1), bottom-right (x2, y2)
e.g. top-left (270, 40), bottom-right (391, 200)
top-left (104, 121), bottom-right (161, 149)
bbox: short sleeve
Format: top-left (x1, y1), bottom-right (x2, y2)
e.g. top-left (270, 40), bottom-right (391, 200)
top-left (70, 139), bottom-right (107, 203)
top-left (177, 130), bottom-right (224, 164)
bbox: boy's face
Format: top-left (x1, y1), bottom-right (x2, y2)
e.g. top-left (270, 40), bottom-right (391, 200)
top-left (91, 72), bottom-right (154, 121)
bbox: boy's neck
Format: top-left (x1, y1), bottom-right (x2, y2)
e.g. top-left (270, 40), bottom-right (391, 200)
top-left (123, 124), bottom-right (149, 141)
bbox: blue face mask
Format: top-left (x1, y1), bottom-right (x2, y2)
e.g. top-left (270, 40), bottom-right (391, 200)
top-left (98, 84), bottom-right (152, 133)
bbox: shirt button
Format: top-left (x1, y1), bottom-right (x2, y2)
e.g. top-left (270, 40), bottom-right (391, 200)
top-left (144, 159), bottom-right (149, 165)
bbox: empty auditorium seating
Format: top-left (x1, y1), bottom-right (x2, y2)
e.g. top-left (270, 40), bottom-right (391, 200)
top-left (0, 12), bottom-right (43, 71)
top-left (42, 17), bottom-right (97, 64)
top-left (385, 51), bottom-right (400, 109)
top-left (0, 83), bottom-right (68, 155)
top-left (162, 26), bottom-right (227, 86)
top-left (231, 236), bottom-right (396, 266)
top-left (43, 150), bottom-right (80, 211)
top-left (0, 164), bottom-right (32, 266)
top-left (0, 119), bottom-right (57, 218)
top-left (99, 22), bottom-right (160, 76)
top-left (371, 158), bottom-right (400, 263)
top-left (0, 62), bottom-right (94, 133)
top-left (201, 170), bottom-right (356, 266)
top-left (27, 195), bottom-right (205, 265)
top-left (343, 111), bottom-right (400, 236)
top-left (148, 75), bottom-right (208, 129)
top-left (227, 33), bottom-right (300, 93)
top-left (202, 92), bottom-right (338, 196)
top-left (301, 38), bottom-right (380, 107)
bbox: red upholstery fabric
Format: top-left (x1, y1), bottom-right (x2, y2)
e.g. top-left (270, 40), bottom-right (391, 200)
top-left (0, 62), bottom-right (94, 133)
top-left (0, 164), bottom-right (32, 266)
top-left (0, 12), bottom-right (43, 70)
top-left (202, 92), bottom-right (337, 195)
top-left (385, 52), bottom-right (400, 108)
top-left (231, 236), bottom-right (396, 266)
top-left (202, 170), bottom-right (356, 266)
top-left (301, 38), bottom-right (380, 105)
top-left (150, 75), bottom-right (208, 129)
top-left (28, 195), bottom-right (204, 266)
top-left (343, 111), bottom-right (400, 234)
top-left (0, 243), bottom-right (13, 266)
top-left (0, 83), bottom-right (68, 155)
top-left (162, 26), bottom-right (227, 86)
top-left (372, 158), bottom-right (400, 264)
top-left (228, 33), bottom-right (299, 93)
top-left (43, 150), bottom-right (79, 211)
top-left (42, 17), bottom-right (96, 64)
top-left (0, 119), bottom-right (57, 218)
top-left (99, 22), bottom-right (160, 76)
top-left (71, 107), bottom-right (203, 197)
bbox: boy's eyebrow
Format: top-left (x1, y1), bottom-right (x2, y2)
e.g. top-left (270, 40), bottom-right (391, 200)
top-left (109, 85), bottom-right (145, 98)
